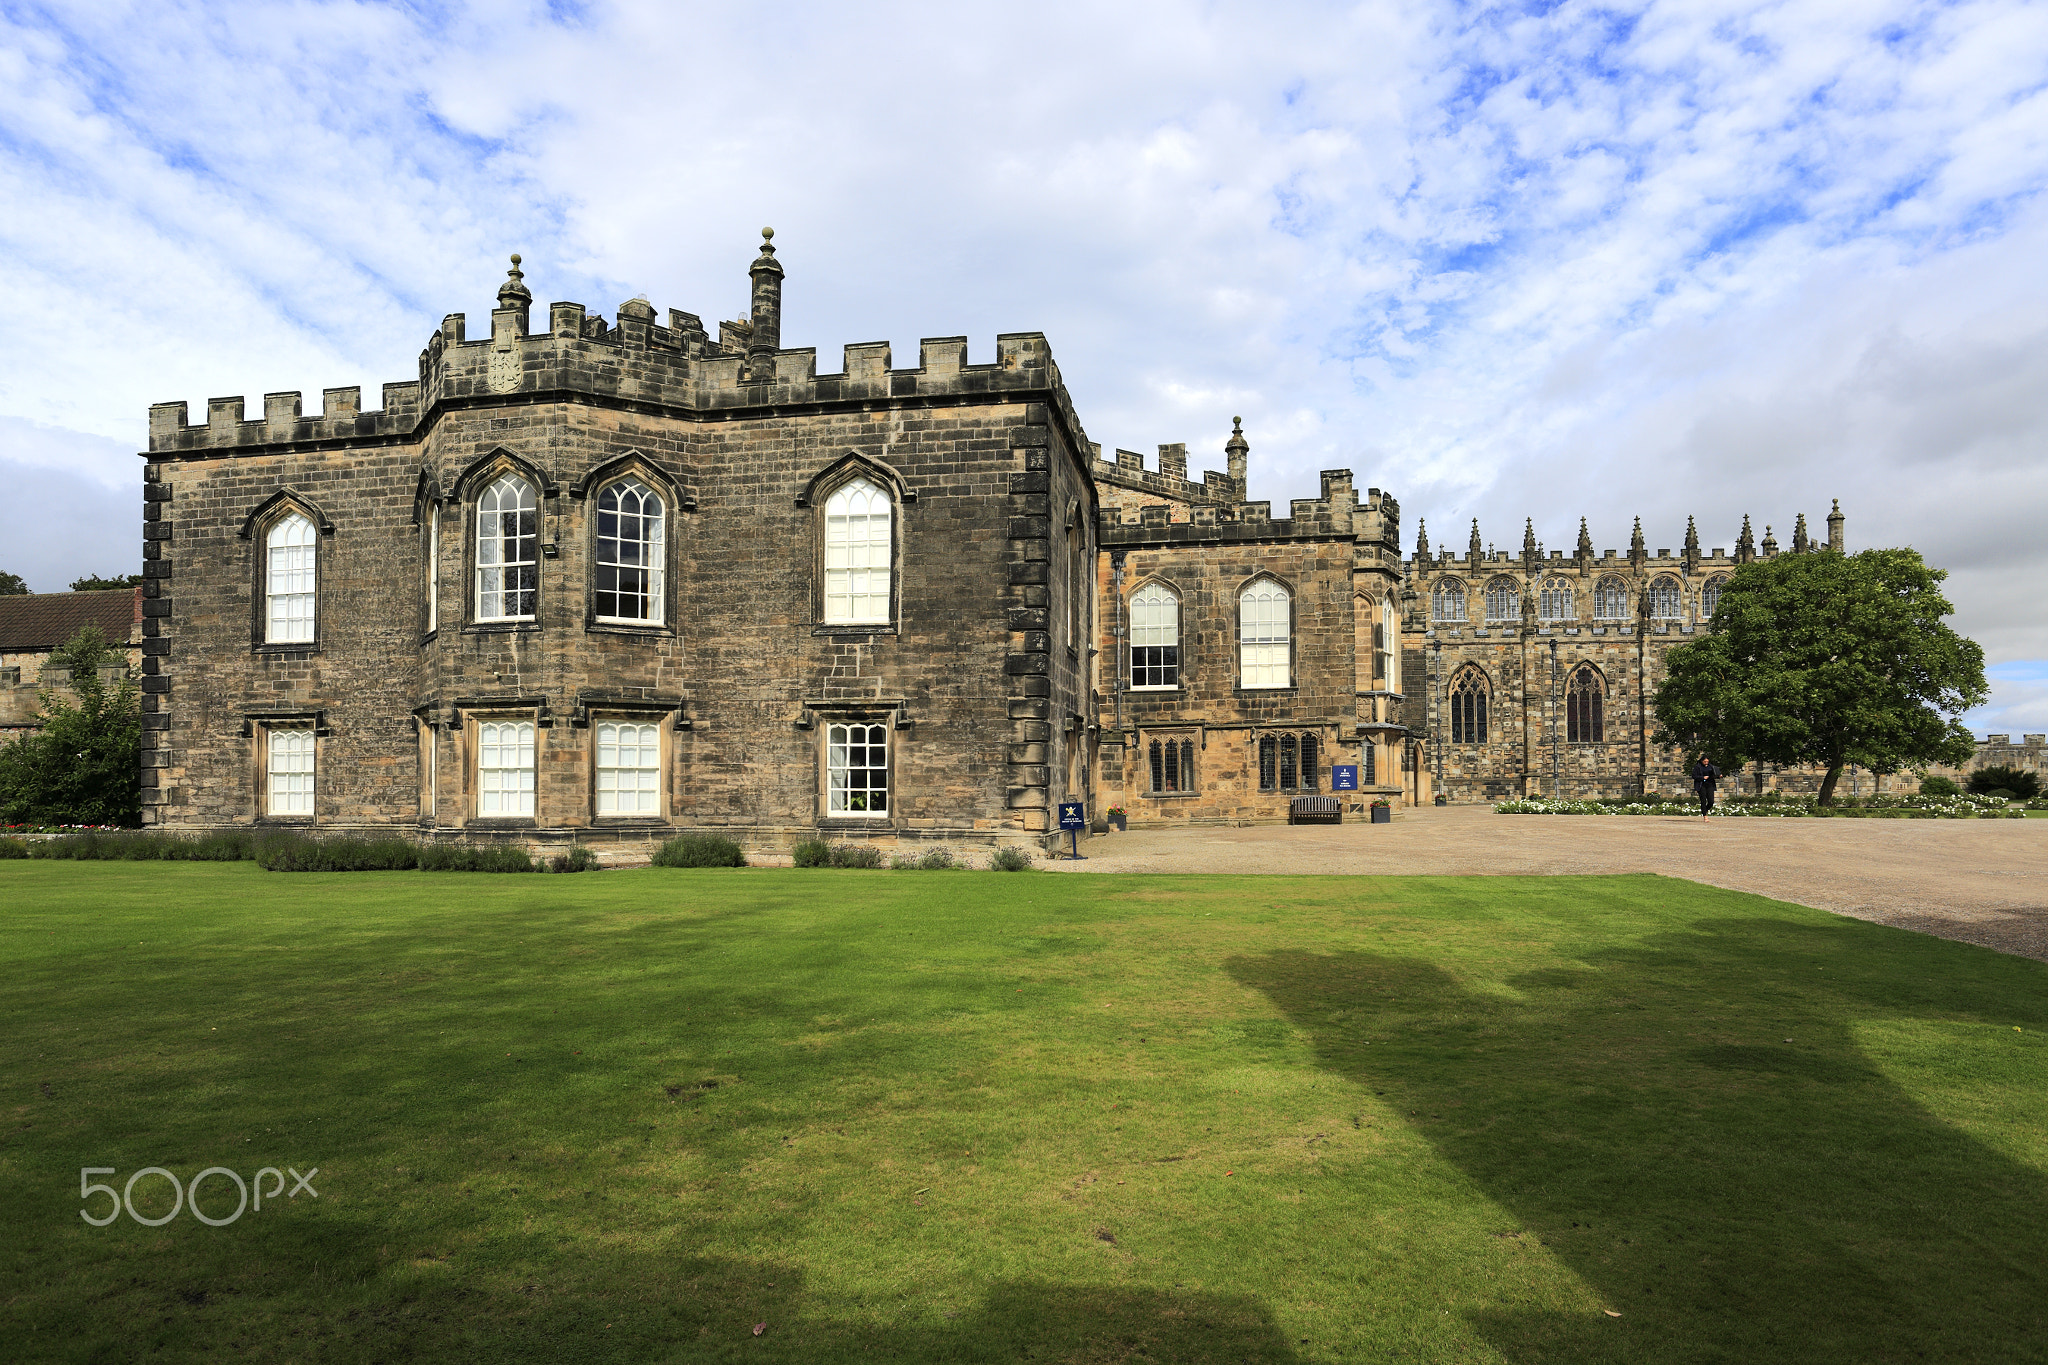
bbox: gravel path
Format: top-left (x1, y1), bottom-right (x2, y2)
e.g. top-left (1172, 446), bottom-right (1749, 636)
top-left (1043, 807), bottom-right (2048, 963)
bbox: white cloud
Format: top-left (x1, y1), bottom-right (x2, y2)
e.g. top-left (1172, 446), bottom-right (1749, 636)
top-left (1, 0), bottom-right (2044, 722)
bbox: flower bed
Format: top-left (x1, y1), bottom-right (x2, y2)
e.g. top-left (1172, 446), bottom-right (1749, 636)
top-left (1495, 793), bottom-right (2022, 818)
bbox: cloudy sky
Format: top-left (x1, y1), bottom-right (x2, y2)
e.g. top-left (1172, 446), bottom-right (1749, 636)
top-left (3, 0), bottom-right (2044, 730)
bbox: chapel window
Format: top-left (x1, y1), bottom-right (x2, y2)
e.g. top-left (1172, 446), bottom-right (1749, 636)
top-left (1149, 737), bottom-right (1195, 793)
top-left (266, 725), bottom-right (314, 816)
top-left (1380, 599), bottom-right (1400, 690)
top-left (596, 720), bottom-right (662, 816)
top-left (265, 513), bottom-right (316, 643)
top-left (595, 479), bottom-right (665, 624)
top-left (1538, 578), bottom-right (1573, 622)
top-left (425, 514), bottom-right (439, 635)
top-left (1449, 668), bottom-right (1489, 744)
top-left (1485, 579), bottom-right (1520, 622)
top-left (826, 722), bottom-right (889, 815)
top-left (476, 476), bottom-right (539, 621)
top-left (1593, 577), bottom-right (1629, 619)
top-left (1130, 583), bottom-right (1181, 689)
top-left (1432, 581), bottom-right (1467, 622)
top-left (1648, 576), bottom-right (1683, 620)
top-left (1566, 665), bottom-right (1605, 743)
top-left (1239, 582), bottom-right (1291, 688)
top-left (478, 720), bottom-right (537, 817)
top-left (823, 478), bottom-right (892, 624)
top-left (1702, 575), bottom-right (1727, 619)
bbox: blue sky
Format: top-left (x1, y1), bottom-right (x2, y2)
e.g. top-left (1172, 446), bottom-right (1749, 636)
top-left (2, 0), bottom-right (2045, 731)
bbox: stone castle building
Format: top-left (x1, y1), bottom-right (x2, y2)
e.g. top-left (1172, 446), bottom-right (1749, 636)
top-left (137, 235), bottom-right (1998, 850)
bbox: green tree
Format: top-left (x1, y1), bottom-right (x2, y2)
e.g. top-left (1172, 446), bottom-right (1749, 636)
top-left (68, 573), bottom-right (142, 591)
top-left (0, 625), bottom-right (141, 826)
top-left (1653, 548), bottom-right (1985, 805)
top-left (0, 569), bottom-right (28, 595)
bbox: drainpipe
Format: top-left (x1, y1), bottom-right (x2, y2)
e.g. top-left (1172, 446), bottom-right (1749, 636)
top-left (1110, 550), bottom-right (1127, 735)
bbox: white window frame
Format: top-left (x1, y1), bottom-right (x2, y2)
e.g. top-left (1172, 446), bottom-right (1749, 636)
top-left (477, 719), bottom-right (537, 817)
top-left (595, 719), bottom-right (663, 816)
top-left (266, 725), bottom-right (314, 817)
top-left (1380, 598), bottom-right (1400, 691)
top-left (476, 475), bottom-right (539, 622)
top-left (1239, 582), bottom-right (1291, 689)
top-left (822, 478), bottom-right (892, 624)
top-left (595, 479), bottom-right (666, 625)
top-left (426, 514), bottom-right (439, 635)
top-left (265, 513), bottom-right (316, 644)
top-left (1129, 582), bottom-right (1181, 690)
top-left (826, 721), bottom-right (889, 816)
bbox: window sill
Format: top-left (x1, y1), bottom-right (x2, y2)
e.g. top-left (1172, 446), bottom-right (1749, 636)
top-left (587, 621), bottom-right (675, 640)
top-left (467, 817), bottom-right (538, 828)
top-left (1145, 791), bottom-right (1202, 799)
top-left (819, 817), bottom-right (895, 831)
top-left (464, 621), bottom-right (540, 637)
top-left (255, 815), bottom-right (314, 826)
top-left (419, 629), bottom-right (438, 647)
top-left (813, 624), bottom-right (898, 638)
top-left (1128, 686), bottom-right (1184, 694)
top-left (1233, 686), bottom-right (1297, 697)
top-left (251, 642), bottom-right (318, 658)
top-left (592, 815), bottom-right (671, 826)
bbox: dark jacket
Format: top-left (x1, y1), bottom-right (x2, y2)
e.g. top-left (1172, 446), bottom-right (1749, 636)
top-left (1691, 760), bottom-right (1721, 788)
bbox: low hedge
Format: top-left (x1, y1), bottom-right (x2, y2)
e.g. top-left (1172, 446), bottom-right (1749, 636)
top-left (652, 833), bottom-right (747, 868)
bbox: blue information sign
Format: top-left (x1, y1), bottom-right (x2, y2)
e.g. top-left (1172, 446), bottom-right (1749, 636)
top-left (1332, 764), bottom-right (1359, 792)
top-left (1058, 801), bottom-right (1086, 830)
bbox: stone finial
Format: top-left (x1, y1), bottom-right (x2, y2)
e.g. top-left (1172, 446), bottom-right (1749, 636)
top-left (1521, 517), bottom-right (1539, 566)
top-left (746, 227), bottom-right (784, 380)
top-left (1468, 518), bottom-right (1483, 565)
top-left (1827, 497), bottom-right (1845, 552)
top-left (1683, 514), bottom-right (1700, 571)
top-left (497, 253), bottom-right (532, 309)
top-left (1762, 523), bottom-right (1778, 556)
top-left (1736, 514), bottom-right (1755, 563)
top-left (1415, 516), bottom-right (1429, 564)
top-left (1792, 513), bottom-right (1810, 554)
top-left (1225, 416), bottom-right (1249, 489)
top-left (1576, 517), bottom-right (1594, 563)
top-left (1629, 515), bottom-right (1646, 565)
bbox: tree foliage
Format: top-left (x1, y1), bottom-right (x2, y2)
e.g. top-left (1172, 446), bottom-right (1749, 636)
top-left (1652, 548), bottom-right (1985, 805)
top-left (1967, 765), bottom-right (2040, 801)
top-left (0, 625), bottom-right (142, 826)
top-left (0, 569), bottom-right (28, 595)
top-left (68, 573), bottom-right (143, 592)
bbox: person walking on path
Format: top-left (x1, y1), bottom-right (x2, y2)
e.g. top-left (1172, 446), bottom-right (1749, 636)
top-left (1691, 756), bottom-right (1722, 821)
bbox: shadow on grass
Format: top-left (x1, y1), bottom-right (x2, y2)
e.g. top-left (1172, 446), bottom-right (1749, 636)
top-left (1229, 913), bottom-right (2048, 1365)
top-left (48, 1253), bottom-right (1304, 1365)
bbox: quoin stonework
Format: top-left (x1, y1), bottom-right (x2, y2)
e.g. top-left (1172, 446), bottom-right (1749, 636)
top-left (137, 235), bottom-right (1997, 852)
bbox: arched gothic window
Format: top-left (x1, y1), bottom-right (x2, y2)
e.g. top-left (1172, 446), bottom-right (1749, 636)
top-left (1593, 577), bottom-right (1629, 620)
top-left (1239, 582), bottom-right (1291, 688)
top-left (265, 512), bottom-right (316, 643)
top-left (1538, 578), bottom-right (1573, 622)
top-left (595, 479), bottom-right (665, 623)
top-left (1485, 579), bottom-right (1520, 621)
top-left (1566, 665), bottom-right (1605, 743)
top-left (1449, 668), bottom-right (1489, 744)
top-left (1259, 734), bottom-right (1278, 791)
top-left (1380, 598), bottom-right (1400, 690)
top-left (1648, 576), bottom-right (1683, 619)
top-left (1702, 575), bottom-right (1727, 619)
top-left (1149, 737), bottom-right (1195, 793)
top-left (1432, 581), bottom-right (1466, 622)
top-left (823, 478), bottom-right (892, 624)
top-left (476, 475), bottom-right (539, 621)
top-left (1130, 583), bottom-right (1180, 689)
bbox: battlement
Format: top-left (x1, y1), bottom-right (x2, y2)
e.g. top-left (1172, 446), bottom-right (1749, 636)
top-left (1099, 467), bottom-right (1402, 551)
top-left (1091, 443), bottom-right (1240, 504)
top-left (146, 246), bottom-right (1095, 459)
top-left (1404, 509), bottom-right (1841, 582)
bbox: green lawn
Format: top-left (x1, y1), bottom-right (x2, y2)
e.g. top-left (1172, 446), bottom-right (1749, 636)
top-left (3, 864), bottom-right (2045, 1364)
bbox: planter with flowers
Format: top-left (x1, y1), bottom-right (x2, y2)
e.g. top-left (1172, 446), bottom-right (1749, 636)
top-left (1106, 806), bottom-right (1127, 832)
top-left (1370, 798), bottom-right (1392, 824)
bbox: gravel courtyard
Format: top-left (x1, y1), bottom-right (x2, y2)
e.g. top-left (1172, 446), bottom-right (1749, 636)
top-left (1046, 806), bottom-right (2048, 962)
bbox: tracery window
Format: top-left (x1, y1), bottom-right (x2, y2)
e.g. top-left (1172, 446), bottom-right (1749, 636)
top-left (478, 720), bottom-right (537, 817)
top-left (1130, 583), bottom-right (1181, 689)
top-left (1432, 581), bottom-right (1467, 622)
top-left (266, 725), bottom-right (314, 816)
top-left (595, 479), bottom-right (665, 623)
top-left (1239, 582), bottom-right (1291, 688)
top-left (826, 722), bottom-right (889, 815)
top-left (823, 478), bottom-right (892, 624)
top-left (1648, 576), bottom-right (1683, 620)
top-left (1149, 737), bottom-right (1195, 793)
top-left (1449, 668), bottom-right (1489, 744)
top-left (1702, 575), bottom-right (1727, 619)
top-left (596, 720), bottom-right (661, 815)
top-left (1566, 665), bottom-right (1605, 744)
top-left (265, 513), bottom-right (316, 643)
top-left (1538, 578), bottom-right (1573, 622)
top-left (1593, 577), bottom-right (1629, 620)
top-left (1484, 578), bottom-right (1520, 622)
top-left (476, 475), bottom-right (539, 621)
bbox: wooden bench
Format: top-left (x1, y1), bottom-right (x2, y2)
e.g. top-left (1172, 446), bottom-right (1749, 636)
top-left (1289, 795), bottom-right (1342, 825)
